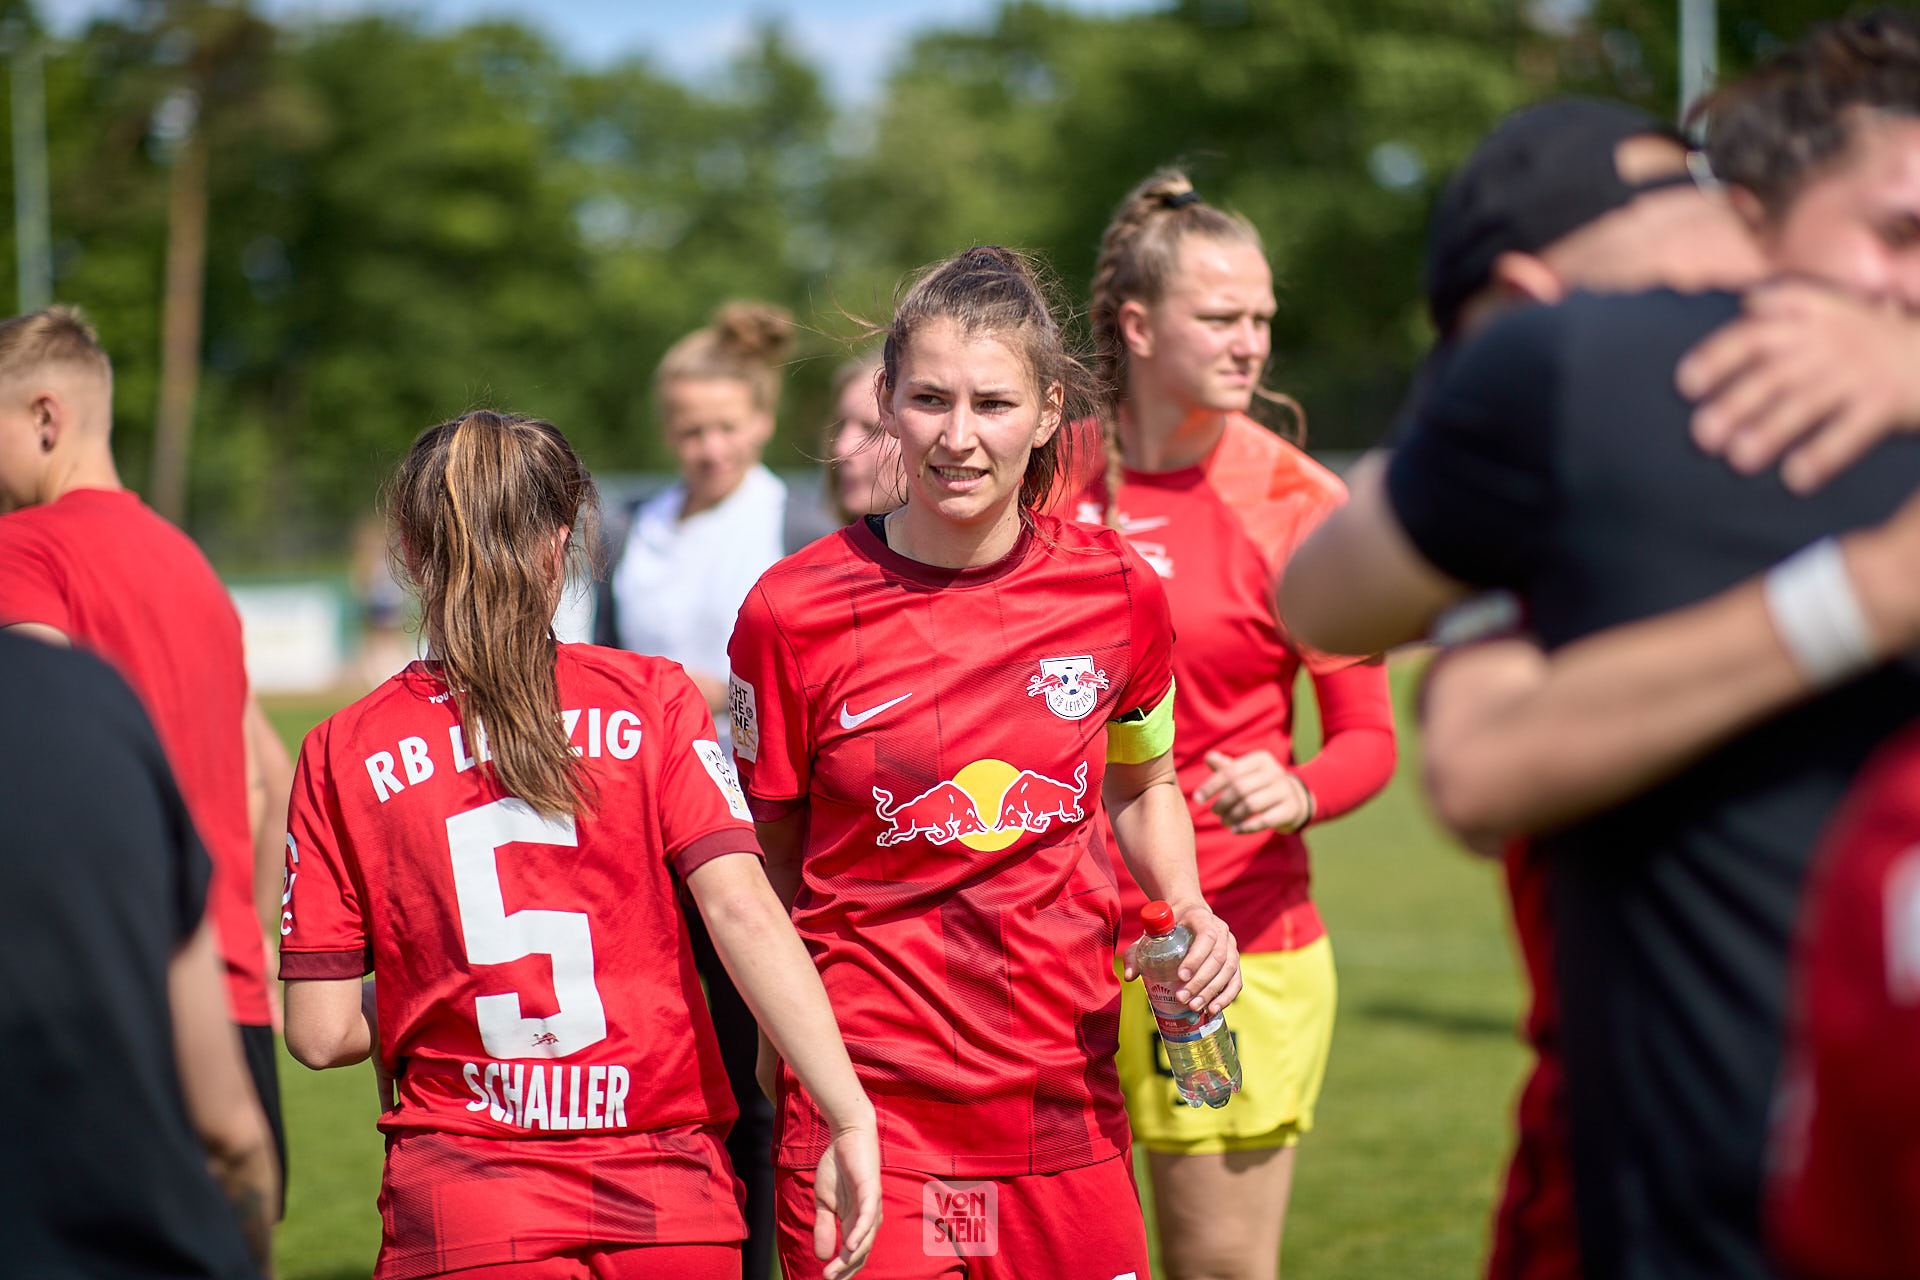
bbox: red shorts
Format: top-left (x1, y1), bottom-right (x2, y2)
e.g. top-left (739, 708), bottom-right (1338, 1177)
top-left (420, 1243), bottom-right (739, 1279)
top-left (776, 1154), bottom-right (1151, 1280)
top-left (1486, 1049), bottom-right (1581, 1280)
top-left (374, 1126), bottom-right (747, 1280)
top-left (1488, 844), bottom-right (1580, 1280)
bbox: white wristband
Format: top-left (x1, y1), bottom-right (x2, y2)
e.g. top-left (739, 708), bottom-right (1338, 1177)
top-left (1763, 536), bottom-right (1877, 687)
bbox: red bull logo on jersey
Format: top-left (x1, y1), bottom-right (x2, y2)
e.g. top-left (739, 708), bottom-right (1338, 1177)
top-left (873, 760), bottom-right (1089, 850)
top-left (1026, 655), bottom-right (1110, 721)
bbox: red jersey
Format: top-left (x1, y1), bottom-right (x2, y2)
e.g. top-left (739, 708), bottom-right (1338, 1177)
top-left (727, 514), bottom-right (1175, 1177)
top-left (279, 645), bottom-right (760, 1141)
top-left (0, 487), bottom-right (265, 1025)
top-left (1769, 721), bottom-right (1920, 1278)
top-left (1067, 414), bottom-right (1391, 955)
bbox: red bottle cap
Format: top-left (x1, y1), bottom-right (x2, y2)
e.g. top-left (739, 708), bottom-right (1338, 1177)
top-left (1141, 901), bottom-right (1176, 936)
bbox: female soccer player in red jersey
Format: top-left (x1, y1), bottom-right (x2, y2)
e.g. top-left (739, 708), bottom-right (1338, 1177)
top-left (728, 246), bottom-right (1241, 1280)
top-left (278, 411), bottom-right (880, 1280)
top-left (1067, 171), bottom-right (1397, 1279)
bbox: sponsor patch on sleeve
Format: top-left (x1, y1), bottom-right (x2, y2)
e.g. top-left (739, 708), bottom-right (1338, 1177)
top-left (728, 673), bottom-right (759, 762)
top-left (694, 740), bottom-right (753, 821)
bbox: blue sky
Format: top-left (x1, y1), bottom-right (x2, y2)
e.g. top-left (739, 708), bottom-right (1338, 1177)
top-left (41, 0), bottom-right (1163, 101)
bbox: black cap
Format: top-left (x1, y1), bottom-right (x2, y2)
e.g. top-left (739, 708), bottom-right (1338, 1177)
top-left (1425, 97), bottom-right (1686, 336)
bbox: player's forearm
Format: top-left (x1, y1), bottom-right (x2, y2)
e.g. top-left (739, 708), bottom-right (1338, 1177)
top-left (753, 810), bottom-right (808, 912)
top-left (207, 1129), bottom-right (278, 1276)
top-left (1426, 586), bottom-right (1813, 841)
top-left (1293, 660), bottom-right (1397, 823)
top-left (1429, 515), bottom-right (1920, 842)
top-left (1105, 764), bottom-right (1204, 912)
top-left (690, 858), bottom-right (874, 1136)
top-left (284, 978), bottom-right (374, 1069)
top-left (169, 921), bottom-right (279, 1270)
top-left (1280, 452), bottom-right (1470, 656)
top-left (248, 696), bottom-right (295, 940)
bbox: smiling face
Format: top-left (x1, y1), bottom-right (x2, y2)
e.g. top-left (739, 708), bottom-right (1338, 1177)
top-left (1126, 234), bottom-right (1275, 415)
top-left (879, 317), bottom-right (1060, 541)
top-left (658, 376), bottom-right (772, 514)
top-left (830, 372), bottom-right (902, 518)
top-left (1763, 111), bottom-right (1920, 308)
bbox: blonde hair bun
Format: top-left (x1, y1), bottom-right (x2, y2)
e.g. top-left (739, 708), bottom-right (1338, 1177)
top-left (712, 301), bottom-right (796, 365)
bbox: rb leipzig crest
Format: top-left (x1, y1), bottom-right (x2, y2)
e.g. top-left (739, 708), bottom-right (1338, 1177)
top-left (1026, 655), bottom-right (1109, 721)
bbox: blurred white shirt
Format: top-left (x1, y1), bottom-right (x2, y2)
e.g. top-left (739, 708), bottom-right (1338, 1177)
top-left (609, 464), bottom-right (787, 743)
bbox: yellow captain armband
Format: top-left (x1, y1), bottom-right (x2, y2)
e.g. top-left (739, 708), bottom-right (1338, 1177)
top-left (1107, 680), bottom-right (1176, 764)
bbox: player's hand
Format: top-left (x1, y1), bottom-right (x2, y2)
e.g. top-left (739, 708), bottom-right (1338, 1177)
top-left (814, 1120), bottom-right (882, 1280)
top-left (1679, 282), bottom-right (1920, 492)
top-left (756, 1030), bottom-right (779, 1104)
top-left (1144, 902), bottom-right (1240, 1017)
top-left (1192, 749), bottom-right (1313, 835)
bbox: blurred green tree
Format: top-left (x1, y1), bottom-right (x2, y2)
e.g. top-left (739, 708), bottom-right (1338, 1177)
top-left (839, 0), bottom-right (1557, 444)
top-left (0, 0), bottom-right (1867, 557)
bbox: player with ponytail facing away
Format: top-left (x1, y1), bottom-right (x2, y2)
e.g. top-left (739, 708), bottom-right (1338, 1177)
top-left (279, 411), bottom-right (879, 1280)
top-left (1067, 171), bottom-right (1396, 1280)
top-left (730, 246), bottom-right (1240, 1280)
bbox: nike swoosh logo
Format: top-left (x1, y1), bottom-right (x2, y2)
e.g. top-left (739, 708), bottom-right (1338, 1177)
top-left (840, 693), bottom-right (912, 730)
top-left (1120, 515), bottom-right (1169, 534)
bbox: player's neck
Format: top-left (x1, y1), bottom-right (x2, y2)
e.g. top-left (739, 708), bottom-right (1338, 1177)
top-left (1116, 395), bottom-right (1227, 474)
top-left (37, 447), bottom-right (121, 505)
top-left (884, 502), bottom-right (1022, 570)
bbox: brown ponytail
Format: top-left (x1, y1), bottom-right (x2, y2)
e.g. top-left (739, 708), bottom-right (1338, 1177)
top-left (654, 299), bottom-right (797, 416)
top-left (386, 410), bottom-right (601, 819)
top-left (877, 245), bottom-right (1100, 521)
top-left (1089, 169), bottom-right (1304, 519)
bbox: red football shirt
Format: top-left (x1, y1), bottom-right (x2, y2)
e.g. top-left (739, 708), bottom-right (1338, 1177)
top-left (727, 513), bottom-right (1175, 1177)
top-left (1066, 414), bottom-right (1390, 955)
top-left (279, 645), bottom-right (760, 1141)
top-left (1769, 721), bottom-right (1920, 1278)
top-left (0, 487), bottom-right (266, 1025)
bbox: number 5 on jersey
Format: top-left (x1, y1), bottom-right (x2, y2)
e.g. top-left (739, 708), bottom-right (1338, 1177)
top-left (447, 798), bottom-right (608, 1059)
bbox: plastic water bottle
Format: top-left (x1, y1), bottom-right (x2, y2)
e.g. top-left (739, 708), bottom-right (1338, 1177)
top-left (1137, 900), bottom-right (1241, 1108)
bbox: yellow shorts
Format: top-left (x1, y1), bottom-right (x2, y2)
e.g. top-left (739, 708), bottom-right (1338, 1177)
top-left (1115, 936), bottom-right (1336, 1154)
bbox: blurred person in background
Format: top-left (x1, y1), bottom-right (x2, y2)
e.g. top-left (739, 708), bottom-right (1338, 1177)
top-left (592, 300), bottom-right (832, 1278)
top-left (1062, 170), bottom-right (1397, 1280)
top-left (351, 512), bottom-right (419, 687)
top-left (0, 306), bottom-right (291, 1218)
top-left (2, 631), bottom-right (277, 1279)
top-left (1397, 96), bottom-right (1768, 1280)
top-left (822, 351), bottom-right (901, 524)
top-left (1282, 12), bottom-right (1920, 1277)
top-left (732, 245), bottom-right (1238, 1280)
top-left (595, 300), bottom-right (833, 735)
top-left (1399, 70), bottom-right (1920, 1280)
top-left (280, 411), bottom-right (880, 1280)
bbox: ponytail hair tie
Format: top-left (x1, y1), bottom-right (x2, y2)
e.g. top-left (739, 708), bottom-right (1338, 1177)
top-left (1161, 190), bottom-right (1202, 209)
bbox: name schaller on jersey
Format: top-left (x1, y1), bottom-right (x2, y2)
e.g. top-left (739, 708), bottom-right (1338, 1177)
top-left (461, 1059), bottom-right (634, 1132)
top-left (361, 705), bottom-right (645, 803)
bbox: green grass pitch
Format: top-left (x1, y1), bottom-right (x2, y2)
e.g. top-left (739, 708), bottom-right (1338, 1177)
top-left (265, 656), bottom-right (1528, 1278)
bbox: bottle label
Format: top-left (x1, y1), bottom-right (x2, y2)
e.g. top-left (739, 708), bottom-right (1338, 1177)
top-left (1155, 1011), bottom-right (1226, 1045)
top-left (1144, 979), bottom-right (1192, 1024)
